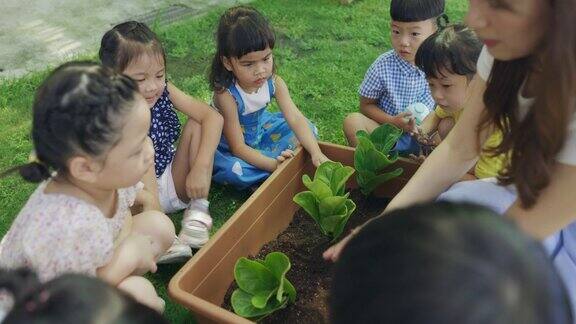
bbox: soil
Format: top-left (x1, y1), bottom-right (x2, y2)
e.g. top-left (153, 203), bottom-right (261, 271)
top-left (221, 190), bottom-right (389, 323)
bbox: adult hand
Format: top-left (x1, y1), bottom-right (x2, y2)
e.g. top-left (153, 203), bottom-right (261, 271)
top-left (322, 227), bottom-right (361, 262)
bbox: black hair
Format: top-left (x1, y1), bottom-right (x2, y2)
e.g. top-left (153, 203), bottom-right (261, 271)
top-left (0, 268), bottom-right (168, 324)
top-left (209, 6), bottom-right (275, 92)
top-left (415, 23), bottom-right (482, 80)
top-left (99, 21), bottom-right (166, 72)
top-left (390, 0), bottom-right (445, 22)
top-left (1, 61), bottom-right (139, 183)
top-left (330, 202), bottom-right (572, 324)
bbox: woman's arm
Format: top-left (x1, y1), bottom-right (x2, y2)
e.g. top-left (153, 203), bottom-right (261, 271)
top-left (214, 90), bottom-right (279, 172)
top-left (168, 83), bottom-right (224, 175)
top-left (385, 75), bottom-right (491, 212)
top-left (507, 162), bottom-right (576, 239)
top-left (323, 74), bottom-right (493, 262)
top-left (274, 76), bottom-right (329, 166)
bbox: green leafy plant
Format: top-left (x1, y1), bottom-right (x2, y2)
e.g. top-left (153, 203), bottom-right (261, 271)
top-left (293, 161), bottom-right (356, 240)
top-left (354, 123), bottom-right (404, 195)
top-left (231, 252), bottom-right (296, 320)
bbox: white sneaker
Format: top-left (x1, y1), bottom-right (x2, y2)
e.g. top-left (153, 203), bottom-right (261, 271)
top-left (178, 199), bottom-right (213, 249)
top-left (157, 237), bottom-right (193, 264)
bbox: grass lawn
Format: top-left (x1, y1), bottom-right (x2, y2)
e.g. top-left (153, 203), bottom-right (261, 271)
top-left (0, 0), bottom-right (468, 322)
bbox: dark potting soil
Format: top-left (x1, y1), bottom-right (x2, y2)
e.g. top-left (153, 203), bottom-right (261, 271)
top-left (221, 190), bottom-right (389, 323)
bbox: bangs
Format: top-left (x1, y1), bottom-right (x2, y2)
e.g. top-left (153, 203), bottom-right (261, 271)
top-left (224, 16), bottom-right (275, 58)
top-left (115, 39), bottom-right (166, 72)
top-left (416, 43), bottom-right (456, 79)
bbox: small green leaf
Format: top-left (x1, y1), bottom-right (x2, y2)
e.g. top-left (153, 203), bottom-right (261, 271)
top-left (251, 289), bottom-right (278, 309)
top-left (234, 258), bottom-right (277, 295)
top-left (232, 289), bottom-right (286, 319)
top-left (294, 191), bottom-right (320, 222)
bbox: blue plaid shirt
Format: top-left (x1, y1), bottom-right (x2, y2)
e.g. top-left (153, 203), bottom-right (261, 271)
top-left (359, 50), bottom-right (434, 116)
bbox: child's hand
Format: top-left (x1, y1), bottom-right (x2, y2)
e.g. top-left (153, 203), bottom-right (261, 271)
top-left (186, 165), bottom-right (211, 199)
top-left (122, 233), bottom-right (158, 275)
top-left (413, 127), bottom-right (435, 146)
top-left (311, 152), bottom-right (330, 167)
top-left (134, 189), bottom-right (157, 212)
top-left (392, 112), bottom-right (416, 133)
top-left (276, 149), bottom-right (295, 165)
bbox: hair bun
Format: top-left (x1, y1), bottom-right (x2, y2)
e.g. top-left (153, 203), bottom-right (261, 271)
top-left (437, 14), bottom-right (450, 29)
top-left (19, 162), bottom-right (51, 183)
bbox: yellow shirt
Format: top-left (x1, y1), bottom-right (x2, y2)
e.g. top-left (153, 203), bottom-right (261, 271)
top-left (474, 130), bottom-right (508, 179)
top-left (434, 106), bottom-right (462, 120)
top-left (434, 106), bottom-right (507, 179)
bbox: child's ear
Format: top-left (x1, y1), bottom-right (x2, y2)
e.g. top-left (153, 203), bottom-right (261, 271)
top-left (67, 156), bottom-right (102, 184)
top-left (222, 57), bottom-right (233, 72)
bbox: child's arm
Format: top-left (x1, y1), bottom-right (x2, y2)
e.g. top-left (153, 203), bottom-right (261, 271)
top-left (274, 76), bottom-right (329, 167)
top-left (134, 162), bottom-right (161, 212)
top-left (360, 97), bottom-right (414, 132)
top-left (419, 112), bottom-right (440, 136)
top-left (214, 90), bottom-right (280, 172)
top-left (167, 83), bottom-right (224, 191)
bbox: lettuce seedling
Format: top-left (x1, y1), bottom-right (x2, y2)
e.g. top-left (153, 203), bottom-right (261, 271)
top-left (231, 252), bottom-right (296, 320)
top-left (293, 161), bottom-right (356, 240)
top-left (354, 123), bottom-right (404, 195)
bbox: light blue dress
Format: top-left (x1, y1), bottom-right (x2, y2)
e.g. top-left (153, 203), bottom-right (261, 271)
top-left (212, 78), bottom-right (317, 189)
top-left (438, 178), bottom-right (576, 316)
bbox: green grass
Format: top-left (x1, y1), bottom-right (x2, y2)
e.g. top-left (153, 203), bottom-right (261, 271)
top-left (0, 0), bottom-right (468, 322)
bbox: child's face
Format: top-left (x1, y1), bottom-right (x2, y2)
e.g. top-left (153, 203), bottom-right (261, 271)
top-left (123, 53), bottom-right (166, 108)
top-left (390, 19), bottom-right (437, 64)
top-left (223, 47), bottom-right (274, 93)
top-left (427, 70), bottom-right (469, 112)
top-left (94, 95), bottom-right (154, 189)
top-left (466, 0), bottom-right (550, 61)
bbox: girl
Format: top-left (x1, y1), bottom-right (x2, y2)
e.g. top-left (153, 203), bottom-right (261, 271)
top-left (414, 23), bottom-right (507, 179)
top-left (0, 62), bottom-right (173, 313)
top-left (209, 6), bottom-right (329, 189)
top-left (100, 21), bottom-right (224, 261)
top-left (0, 268), bottom-right (169, 323)
top-left (326, 0), bottom-right (576, 316)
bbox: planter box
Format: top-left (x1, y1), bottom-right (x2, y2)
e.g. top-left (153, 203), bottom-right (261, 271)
top-left (168, 142), bottom-right (419, 324)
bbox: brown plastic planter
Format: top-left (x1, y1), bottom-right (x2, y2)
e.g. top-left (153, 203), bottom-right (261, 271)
top-left (168, 142), bottom-right (419, 324)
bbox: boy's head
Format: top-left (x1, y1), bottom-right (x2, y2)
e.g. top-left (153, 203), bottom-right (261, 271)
top-left (415, 24), bottom-right (482, 111)
top-left (389, 0), bottom-right (445, 64)
top-left (330, 202), bottom-right (572, 324)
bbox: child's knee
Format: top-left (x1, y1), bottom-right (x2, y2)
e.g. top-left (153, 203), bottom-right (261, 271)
top-left (118, 276), bottom-right (164, 313)
top-left (132, 211), bottom-right (175, 251)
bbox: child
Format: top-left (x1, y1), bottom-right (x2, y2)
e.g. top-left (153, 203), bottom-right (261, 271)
top-left (342, 0), bottom-right (443, 151)
top-left (100, 21), bottom-right (224, 261)
top-left (330, 202), bottom-right (572, 324)
top-left (0, 62), bottom-right (173, 313)
top-left (414, 24), bottom-right (507, 179)
top-left (209, 6), bottom-right (329, 189)
top-left (0, 268), bottom-right (169, 323)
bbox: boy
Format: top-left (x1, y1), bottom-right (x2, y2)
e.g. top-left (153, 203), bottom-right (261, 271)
top-left (343, 0), bottom-right (443, 151)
